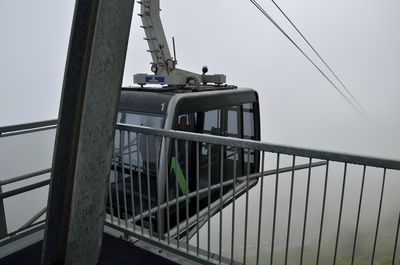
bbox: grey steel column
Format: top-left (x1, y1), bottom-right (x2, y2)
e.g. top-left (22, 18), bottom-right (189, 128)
top-left (41, 0), bottom-right (134, 264)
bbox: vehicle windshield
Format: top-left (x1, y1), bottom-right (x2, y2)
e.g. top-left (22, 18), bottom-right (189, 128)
top-left (120, 112), bottom-right (164, 128)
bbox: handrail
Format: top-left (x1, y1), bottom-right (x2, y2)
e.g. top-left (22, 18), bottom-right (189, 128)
top-left (117, 123), bottom-right (400, 170)
top-left (0, 119), bottom-right (57, 138)
top-left (0, 180), bottom-right (50, 200)
top-left (1, 168), bottom-right (52, 186)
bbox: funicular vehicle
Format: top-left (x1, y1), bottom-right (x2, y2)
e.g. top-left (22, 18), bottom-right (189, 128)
top-left (107, 0), bottom-right (261, 238)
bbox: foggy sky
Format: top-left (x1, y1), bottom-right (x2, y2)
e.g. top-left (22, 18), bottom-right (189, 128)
top-left (1, 0), bottom-right (399, 160)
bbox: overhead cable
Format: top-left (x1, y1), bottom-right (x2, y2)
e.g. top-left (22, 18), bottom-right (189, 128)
top-left (270, 0), bottom-right (369, 117)
top-left (249, 0), bottom-right (366, 118)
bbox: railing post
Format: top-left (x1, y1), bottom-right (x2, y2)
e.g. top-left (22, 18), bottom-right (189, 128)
top-left (41, 0), bottom-right (134, 264)
top-left (0, 185), bottom-right (7, 238)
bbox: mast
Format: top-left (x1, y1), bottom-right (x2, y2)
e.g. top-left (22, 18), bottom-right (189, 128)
top-left (139, 0), bottom-right (174, 74)
top-left (134, 0), bottom-right (226, 87)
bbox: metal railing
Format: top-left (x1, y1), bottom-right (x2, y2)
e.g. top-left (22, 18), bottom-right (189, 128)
top-left (0, 120), bottom-right (399, 265)
top-left (0, 120), bottom-right (56, 248)
top-left (105, 123), bottom-right (400, 265)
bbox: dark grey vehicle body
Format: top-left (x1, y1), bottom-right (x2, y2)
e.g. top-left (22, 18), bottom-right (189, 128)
top-left (109, 86), bottom-right (261, 237)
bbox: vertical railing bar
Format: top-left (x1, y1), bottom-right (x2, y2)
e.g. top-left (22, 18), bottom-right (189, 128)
top-left (174, 139), bottom-right (180, 248)
top-left (316, 160), bottom-right (329, 265)
top-left (207, 144), bottom-right (212, 259)
top-left (219, 145), bottom-right (224, 263)
top-left (155, 136), bottom-right (161, 241)
top-left (120, 131), bottom-right (128, 229)
top-left (230, 147), bottom-right (238, 264)
top-left (333, 163), bottom-right (348, 265)
top-left (165, 137), bottom-right (171, 244)
top-left (256, 151), bottom-right (265, 265)
top-left (114, 145), bottom-right (121, 225)
top-left (185, 140), bottom-right (190, 252)
top-left (137, 132), bottom-right (144, 235)
top-left (284, 155), bottom-right (296, 265)
top-left (108, 177), bottom-right (114, 223)
top-left (392, 210), bottom-right (400, 265)
top-left (351, 165), bottom-right (366, 265)
top-left (196, 141), bottom-right (200, 255)
top-left (108, 132), bottom-right (116, 224)
top-left (300, 157), bottom-right (312, 265)
top-left (371, 168), bottom-right (387, 265)
top-left (243, 149), bottom-right (251, 265)
top-left (128, 132), bottom-right (136, 231)
top-left (146, 135), bottom-right (153, 237)
top-left (270, 153), bottom-right (280, 265)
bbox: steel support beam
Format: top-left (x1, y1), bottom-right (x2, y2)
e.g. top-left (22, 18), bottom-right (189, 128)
top-left (41, 0), bottom-right (134, 264)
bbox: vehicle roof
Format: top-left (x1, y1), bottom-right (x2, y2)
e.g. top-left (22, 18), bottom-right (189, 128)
top-left (119, 86), bottom-right (258, 115)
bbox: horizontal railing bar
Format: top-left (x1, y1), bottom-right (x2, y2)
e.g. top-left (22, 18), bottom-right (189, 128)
top-left (0, 126), bottom-right (57, 138)
top-left (0, 119), bottom-right (57, 138)
top-left (0, 179), bottom-right (50, 199)
top-left (0, 223), bottom-right (45, 248)
top-left (1, 168), bottom-right (51, 186)
top-left (129, 161), bottom-right (326, 226)
top-left (117, 124), bottom-right (400, 170)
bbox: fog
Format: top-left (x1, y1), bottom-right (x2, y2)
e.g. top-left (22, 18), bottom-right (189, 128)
top-left (193, 156), bottom-right (400, 264)
top-left (1, 0), bottom-right (399, 263)
top-left (1, 0), bottom-right (400, 159)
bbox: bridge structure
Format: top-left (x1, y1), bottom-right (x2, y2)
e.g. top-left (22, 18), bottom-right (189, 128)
top-left (0, 0), bottom-right (399, 265)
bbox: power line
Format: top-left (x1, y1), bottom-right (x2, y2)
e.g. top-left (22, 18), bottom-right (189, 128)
top-left (270, 0), bottom-right (369, 117)
top-left (248, 0), bottom-right (366, 118)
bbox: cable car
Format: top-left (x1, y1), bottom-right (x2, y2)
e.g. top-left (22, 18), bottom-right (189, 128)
top-left (107, 0), bottom-right (261, 238)
top-left (108, 85), bottom-right (261, 237)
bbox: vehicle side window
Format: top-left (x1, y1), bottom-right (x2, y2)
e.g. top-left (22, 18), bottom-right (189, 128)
top-left (174, 103), bottom-right (257, 191)
top-left (242, 103), bottom-right (255, 140)
top-left (227, 106), bottom-right (238, 137)
top-left (242, 103), bottom-right (256, 173)
top-left (203, 109), bottom-right (221, 136)
top-left (177, 114), bottom-right (193, 132)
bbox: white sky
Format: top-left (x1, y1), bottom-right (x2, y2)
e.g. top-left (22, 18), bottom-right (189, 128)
top-left (1, 0), bottom-right (399, 159)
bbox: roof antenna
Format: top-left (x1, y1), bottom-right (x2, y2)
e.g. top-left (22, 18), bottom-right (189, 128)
top-left (172, 36), bottom-right (177, 64)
